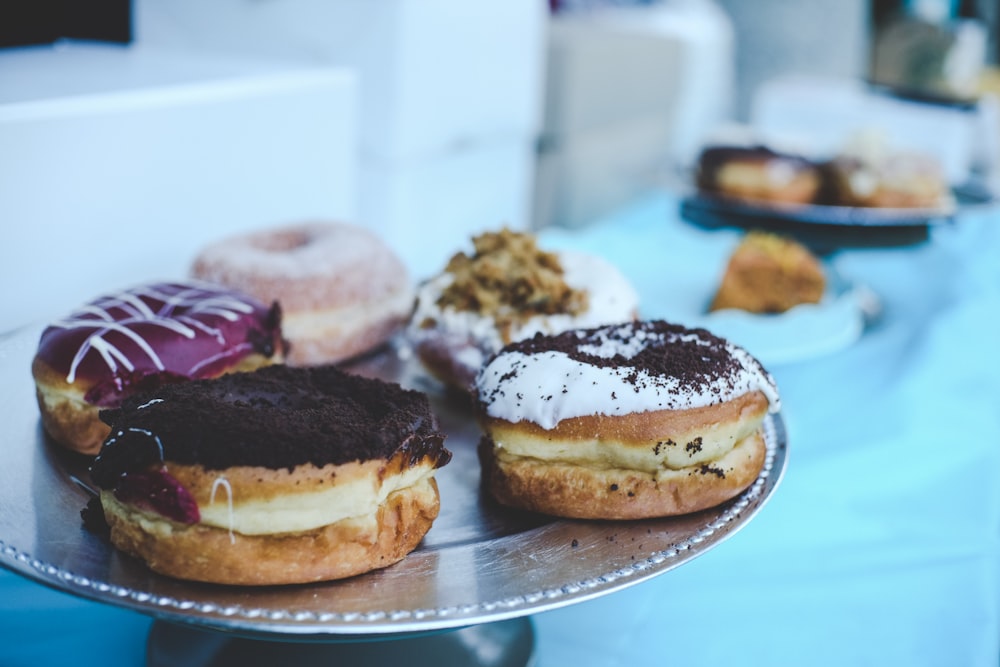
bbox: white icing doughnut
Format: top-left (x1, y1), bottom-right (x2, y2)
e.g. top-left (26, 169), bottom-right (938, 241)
top-left (474, 320), bottom-right (781, 519)
top-left (476, 320), bottom-right (780, 429)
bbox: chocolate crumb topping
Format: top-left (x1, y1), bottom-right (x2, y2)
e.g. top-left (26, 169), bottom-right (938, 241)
top-left (697, 464), bottom-right (726, 479)
top-left (685, 437), bottom-right (703, 456)
top-left (90, 365), bottom-right (450, 488)
top-left (436, 228), bottom-right (588, 336)
top-left (490, 321), bottom-right (750, 402)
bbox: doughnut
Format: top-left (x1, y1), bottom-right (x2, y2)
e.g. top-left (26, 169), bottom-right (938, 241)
top-left (191, 222), bottom-right (414, 367)
top-left (474, 320), bottom-right (780, 519)
top-left (821, 152), bottom-right (950, 209)
top-left (89, 364), bottom-right (451, 586)
top-left (408, 228), bottom-right (638, 392)
top-left (696, 145), bottom-right (822, 205)
top-left (709, 231), bottom-right (826, 314)
top-left (32, 280), bottom-right (284, 456)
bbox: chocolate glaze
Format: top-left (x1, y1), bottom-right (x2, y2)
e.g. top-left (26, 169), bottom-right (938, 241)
top-left (35, 281), bottom-right (285, 407)
top-left (90, 365), bottom-right (450, 488)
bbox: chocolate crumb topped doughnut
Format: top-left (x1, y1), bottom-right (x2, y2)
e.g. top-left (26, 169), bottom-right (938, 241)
top-left (192, 222), bottom-right (414, 366)
top-left (32, 281), bottom-right (284, 456)
top-left (408, 228), bottom-right (638, 391)
top-left (90, 364), bottom-right (451, 585)
top-left (696, 145), bottom-right (821, 205)
top-left (474, 320), bottom-right (780, 519)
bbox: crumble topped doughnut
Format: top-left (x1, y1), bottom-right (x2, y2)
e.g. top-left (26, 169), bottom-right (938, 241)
top-left (696, 145), bottom-right (822, 205)
top-left (32, 281), bottom-right (284, 456)
top-left (191, 222), bottom-right (414, 366)
top-left (709, 230), bottom-right (826, 314)
top-left (90, 364), bottom-right (451, 586)
top-left (408, 228), bottom-right (638, 391)
top-left (474, 320), bottom-right (780, 519)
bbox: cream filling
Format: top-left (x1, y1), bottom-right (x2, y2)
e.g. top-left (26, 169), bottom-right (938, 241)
top-left (283, 285), bottom-right (413, 342)
top-left (653, 431), bottom-right (762, 484)
top-left (717, 162), bottom-right (784, 193)
top-left (192, 465), bottom-right (436, 536)
top-left (488, 416), bottom-right (763, 473)
top-left (492, 430), bottom-right (763, 486)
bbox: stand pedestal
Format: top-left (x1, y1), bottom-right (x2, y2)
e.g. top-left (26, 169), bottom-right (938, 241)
top-left (146, 617), bottom-right (536, 667)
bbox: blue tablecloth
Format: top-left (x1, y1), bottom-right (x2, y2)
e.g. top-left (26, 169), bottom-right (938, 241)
top-left (3, 194), bottom-right (998, 666)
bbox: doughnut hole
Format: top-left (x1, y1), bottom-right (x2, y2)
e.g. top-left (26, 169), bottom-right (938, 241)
top-left (252, 229), bottom-right (313, 253)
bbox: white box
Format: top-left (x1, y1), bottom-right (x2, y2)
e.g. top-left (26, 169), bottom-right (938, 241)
top-left (534, 3), bottom-right (735, 227)
top-left (0, 42), bottom-right (357, 331)
top-left (751, 75), bottom-right (993, 184)
top-left (535, 115), bottom-right (675, 229)
top-left (544, 16), bottom-right (684, 136)
top-left (361, 140), bottom-right (535, 280)
top-left (137, 0), bottom-right (547, 163)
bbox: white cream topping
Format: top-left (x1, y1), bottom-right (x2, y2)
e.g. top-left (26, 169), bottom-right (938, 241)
top-left (475, 321), bottom-right (780, 429)
top-left (408, 250), bottom-right (639, 373)
top-left (848, 168), bottom-right (878, 197)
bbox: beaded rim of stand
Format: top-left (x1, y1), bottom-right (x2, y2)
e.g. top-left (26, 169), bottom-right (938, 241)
top-left (1, 416), bottom-right (784, 632)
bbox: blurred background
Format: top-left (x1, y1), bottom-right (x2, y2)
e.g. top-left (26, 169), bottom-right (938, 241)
top-left (2, 0), bottom-right (998, 328)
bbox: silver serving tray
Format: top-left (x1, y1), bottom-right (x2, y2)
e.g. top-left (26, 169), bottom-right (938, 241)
top-left (0, 324), bottom-right (787, 640)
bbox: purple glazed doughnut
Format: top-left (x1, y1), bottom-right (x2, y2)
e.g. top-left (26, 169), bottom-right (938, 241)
top-left (31, 280), bottom-right (285, 455)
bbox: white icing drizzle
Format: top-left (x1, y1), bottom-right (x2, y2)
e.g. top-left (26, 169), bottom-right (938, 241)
top-left (186, 341), bottom-right (253, 377)
top-left (210, 477), bottom-right (236, 545)
top-left (75, 304), bottom-right (115, 321)
top-left (49, 280), bottom-right (261, 384)
top-left (175, 314), bottom-right (225, 344)
top-left (475, 321), bottom-right (780, 429)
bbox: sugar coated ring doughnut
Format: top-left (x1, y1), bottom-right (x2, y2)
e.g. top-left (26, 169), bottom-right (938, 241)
top-left (90, 364), bottom-right (451, 585)
top-left (191, 222), bottom-right (414, 367)
top-left (32, 280), bottom-right (284, 456)
top-left (474, 320), bottom-right (780, 519)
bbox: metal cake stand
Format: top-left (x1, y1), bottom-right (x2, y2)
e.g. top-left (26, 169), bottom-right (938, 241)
top-left (0, 325), bottom-right (787, 666)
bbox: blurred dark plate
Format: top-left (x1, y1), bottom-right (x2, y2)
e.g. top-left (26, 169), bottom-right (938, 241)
top-left (679, 192), bottom-right (963, 253)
